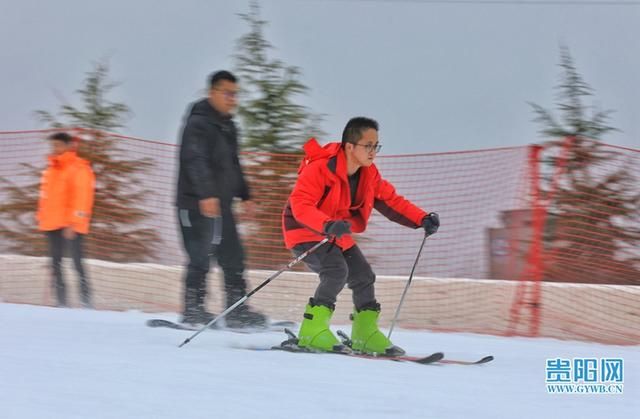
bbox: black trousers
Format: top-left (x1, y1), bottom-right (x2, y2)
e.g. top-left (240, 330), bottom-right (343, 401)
top-left (293, 242), bottom-right (376, 309)
top-left (46, 229), bottom-right (91, 306)
top-left (178, 204), bottom-right (248, 313)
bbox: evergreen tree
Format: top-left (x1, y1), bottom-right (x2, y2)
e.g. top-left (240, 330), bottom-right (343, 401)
top-left (233, 1), bottom-right (325, 269)
top-left (530, 46), bottom-right (640, 284)
top-left (0, 61), bottom-right (160, 262)
top-left (234, 1), bottom-right (324, 153)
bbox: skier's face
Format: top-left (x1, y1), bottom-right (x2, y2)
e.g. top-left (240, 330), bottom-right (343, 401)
top-left (348, 128), bottom-right (380, 167)
top-left (209, 80), bottom-right (238, 116)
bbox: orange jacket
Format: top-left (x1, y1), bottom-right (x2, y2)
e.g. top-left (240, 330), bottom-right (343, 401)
top-left (37, 151), bottom-right (95, 234)
top-left (282, 138), bottom-right (427, 250)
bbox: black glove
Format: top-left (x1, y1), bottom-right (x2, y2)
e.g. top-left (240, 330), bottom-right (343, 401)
top-left (422, 212), bottom-right (440, 235)
top-left (323, 220), bottom-right (352, 238)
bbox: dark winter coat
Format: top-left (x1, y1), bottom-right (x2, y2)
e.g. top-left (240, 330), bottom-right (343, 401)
top-left (176, 99), bottom-right (250, 209)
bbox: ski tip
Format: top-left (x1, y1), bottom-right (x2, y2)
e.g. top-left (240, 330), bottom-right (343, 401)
top-left (476, 355), bottom-right (494, 364)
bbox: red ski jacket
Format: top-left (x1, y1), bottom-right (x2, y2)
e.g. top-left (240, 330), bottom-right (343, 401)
top-left (282, 138), bottom-right (427, 250)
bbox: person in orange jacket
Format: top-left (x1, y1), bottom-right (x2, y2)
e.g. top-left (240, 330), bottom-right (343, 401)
top-left (37, 132), bottom-right (95, 307)
top-left (282, 117), bottom-right (440, 355)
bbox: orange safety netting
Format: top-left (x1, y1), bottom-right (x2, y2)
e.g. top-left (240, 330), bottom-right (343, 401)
top-left (1, 129), bottom-right (638, 345)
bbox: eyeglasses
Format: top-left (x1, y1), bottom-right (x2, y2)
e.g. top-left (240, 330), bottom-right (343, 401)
top-left (214, 89), bottom-right (238, 99)
top-left (353, 142), bottom-right (382, 153)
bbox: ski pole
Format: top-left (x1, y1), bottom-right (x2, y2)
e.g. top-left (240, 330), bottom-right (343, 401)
top-left (179, 236), bottom-right (330, 347)
top-left (387, 232), bottom-right (430, 340)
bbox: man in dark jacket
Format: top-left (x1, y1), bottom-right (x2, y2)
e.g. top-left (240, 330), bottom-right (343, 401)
top-left (176, 70), bottom-right (266, 328)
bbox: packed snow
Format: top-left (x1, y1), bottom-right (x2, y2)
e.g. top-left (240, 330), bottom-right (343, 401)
top-left (1, 303), bottom-right (636, 419)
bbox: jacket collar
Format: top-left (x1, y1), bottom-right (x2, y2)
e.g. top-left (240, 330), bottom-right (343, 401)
top-left (191, 98), bottom-right (233, 127)
top-left (300, 138), bottom-right (373, 182)
top-left (48, 151), bottom-right (77, 168)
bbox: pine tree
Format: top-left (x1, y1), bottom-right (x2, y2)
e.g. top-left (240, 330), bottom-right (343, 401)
top-left (234, 1), bottom-right (324, 153)
top-left (233, 2), bottom-right (325, 269)
top-left (0, 61), bottom-right (160, 262)
top-left (530, 46), bottom-right (640, 284)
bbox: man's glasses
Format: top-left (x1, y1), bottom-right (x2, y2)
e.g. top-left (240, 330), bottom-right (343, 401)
top-left (214, 89), bottom-right (238, 99)
top-left (353, 142), bottom-right (382, 153)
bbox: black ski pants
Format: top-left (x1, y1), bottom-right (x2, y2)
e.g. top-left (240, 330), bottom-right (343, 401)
top-left (178, 203), bottom-right (247, 311)
top-left (46, 229), bottom-right (91, 306)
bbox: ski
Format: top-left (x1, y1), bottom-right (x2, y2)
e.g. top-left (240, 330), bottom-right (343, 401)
top-left (269, 342), bottom-right (445, 364)
top-left (241, 343), bottom-right (493, 366)
top-left (146, 318), bottom-right (297, 334)
top-left (341, 329), bottom-right (493, 366)
top-left (237, 328), bottom-right (493, 365)
top-left (239, 328), bottom-right (444, 364)
top-left (147, 319), bottom-right (216, 331)
top-left (238, 330), bottom-right (442, 364)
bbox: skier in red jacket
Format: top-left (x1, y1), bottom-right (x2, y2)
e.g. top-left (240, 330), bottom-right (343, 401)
top-left (282, 117), bottom-right (440, 355)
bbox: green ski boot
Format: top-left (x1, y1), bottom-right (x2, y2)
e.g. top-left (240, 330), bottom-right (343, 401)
top-left (297, 299), bottom-right (347, 353)
top-left (351, 302), bottom-right (405, 356)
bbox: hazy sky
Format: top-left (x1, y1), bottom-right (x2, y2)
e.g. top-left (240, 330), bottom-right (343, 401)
top-left (1, 0), bottom-right (638, 154)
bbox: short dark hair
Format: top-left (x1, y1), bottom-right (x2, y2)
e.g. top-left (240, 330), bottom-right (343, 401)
top-left (48, 132), bottom-right (73, 144)
top-left (209, 70), bottom-right (237, 88)
top-left (341, 117), bottom-right (379, 146)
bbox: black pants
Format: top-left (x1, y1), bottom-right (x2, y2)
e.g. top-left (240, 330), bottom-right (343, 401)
top-left (293, 242), bottom-right (376, 309)
top-left (178, 204), bottom-right (248, 313)
top-left (46, 229), bottom-right (91, 306)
